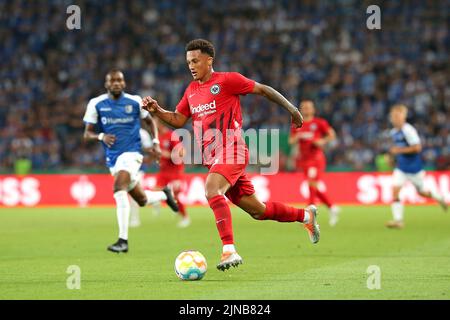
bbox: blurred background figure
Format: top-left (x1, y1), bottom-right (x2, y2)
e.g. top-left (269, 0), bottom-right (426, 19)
top-left (289, 100), bottom-right (340, 226)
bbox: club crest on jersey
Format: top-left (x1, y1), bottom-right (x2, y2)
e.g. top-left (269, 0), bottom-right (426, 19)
top-left (310, 123), bottom-right (317, 131)
top-left (210, 84), bottom-right (220, 95)
top-left (124, 105), bottom-right (133, 113)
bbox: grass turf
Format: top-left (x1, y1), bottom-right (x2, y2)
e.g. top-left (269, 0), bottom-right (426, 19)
top-left (0, 205), bottom-right (449, 300)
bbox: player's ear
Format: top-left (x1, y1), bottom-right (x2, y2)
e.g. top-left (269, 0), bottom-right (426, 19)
top-left (207, 56), bottom-right (213, 67)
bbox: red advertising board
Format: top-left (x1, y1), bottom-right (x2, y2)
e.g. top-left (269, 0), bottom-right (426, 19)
top-left (0, 172), bottom-right (448, 207)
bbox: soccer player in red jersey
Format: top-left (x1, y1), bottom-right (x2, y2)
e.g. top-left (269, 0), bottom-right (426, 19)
top-left (142, 39), bottom-right (320, 271)
top-left (155, 118), bottom-right (190, 228)
top-left (289, 100), bottom-right (340, 226)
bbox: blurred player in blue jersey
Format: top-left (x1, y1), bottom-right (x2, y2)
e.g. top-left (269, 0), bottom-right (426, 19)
top-left (386, 104), bottom-right (447, 229)
top-left (83, 69), bottom-right (179, 252)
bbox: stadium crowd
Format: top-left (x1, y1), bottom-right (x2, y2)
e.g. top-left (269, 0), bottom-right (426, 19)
top-left (0, 0), bottom-right (448, 172)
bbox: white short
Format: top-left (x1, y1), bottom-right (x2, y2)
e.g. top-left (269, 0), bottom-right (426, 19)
top-left (109, 152), bottom-right (144, 191)
top-left (392, 168), bottom-right (425, 191)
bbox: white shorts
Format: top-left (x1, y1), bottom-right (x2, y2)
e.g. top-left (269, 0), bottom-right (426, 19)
top-left (109, 152), bottom-right (144, 191)
top-left (392, 168), bottom-right (425, 192)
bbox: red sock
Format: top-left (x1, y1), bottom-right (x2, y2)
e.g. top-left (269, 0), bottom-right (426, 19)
top-left (261, 202), bottom-right (305, 222)
top-left (309, 185), bottom-right (317, 205)
top-left (316, 190), bottom-right (333, 208)
top-left (208, 195), bottom-right (234, 245)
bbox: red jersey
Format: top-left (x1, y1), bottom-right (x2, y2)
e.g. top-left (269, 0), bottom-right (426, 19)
top-left (290, 117), bottom-right (331, 165)
top-left (159, 129), bottom-right (184, 174)
top-left (176, 72), bottom-right (255, 166)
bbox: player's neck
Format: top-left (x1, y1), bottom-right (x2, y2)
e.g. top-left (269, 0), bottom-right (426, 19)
top-left (394, 122), bottom-right (405, 129)
top-left (198, 70), bottom-right (214, 84)
top-left (303, 116), bottom-right (314, 122)
top-left (108, 92), bottom-right (123, 100)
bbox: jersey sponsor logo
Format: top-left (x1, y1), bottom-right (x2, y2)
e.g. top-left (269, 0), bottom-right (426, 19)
top-left (210, 84), bottom-right (220, 95)
top-left (125, 105), bottom-right (133, 113)
top-left (99, 107), bottom-right (112, 111)
top-left (101, 116), bottom-right (134, 125)
top-left (298, 132), bottom-right (314, 140)
top-left (190, 100), bottom-right (217, 115)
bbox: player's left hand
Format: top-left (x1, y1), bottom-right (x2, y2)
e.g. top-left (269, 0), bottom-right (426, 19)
top-left (292, 110), bottom-right (303, 128)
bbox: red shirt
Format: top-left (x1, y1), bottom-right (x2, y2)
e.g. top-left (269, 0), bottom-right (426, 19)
top-left (159, 129), bottom-right (184, 174)
top-left (290, 117), bottom-right (331, 165)
top-left (176, 72), bottom-right (255, 165)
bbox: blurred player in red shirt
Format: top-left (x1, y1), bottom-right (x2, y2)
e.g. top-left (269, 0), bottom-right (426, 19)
top-left (155, 118), bottom-right (190, 228)
top-left (142, 39), bottom-right (320, 271)
top-left (289, 100), bottom-right (340, 226)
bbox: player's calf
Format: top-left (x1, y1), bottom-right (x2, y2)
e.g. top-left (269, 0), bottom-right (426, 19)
top-left (238, 196), bottom-right (320, 244)
top-left (418, 190), bottom-right (447, 212)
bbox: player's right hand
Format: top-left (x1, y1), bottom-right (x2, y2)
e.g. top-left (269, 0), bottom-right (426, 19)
top-left (142, 96), bottom-right (160, 113)
top-left (102, 134), bottom-right (116, 148)
top-left (292, 109), bottom-right (303, 128)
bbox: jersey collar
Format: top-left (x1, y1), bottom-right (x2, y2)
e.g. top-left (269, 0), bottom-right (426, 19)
top-left (108, 92), bottom-right (125, 102)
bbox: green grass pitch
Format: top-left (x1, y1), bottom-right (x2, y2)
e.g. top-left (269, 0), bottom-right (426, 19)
top-left (1, 205), bottom-right (449, 300)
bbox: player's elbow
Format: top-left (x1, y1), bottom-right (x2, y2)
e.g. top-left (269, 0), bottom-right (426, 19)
top-left (173, 122), bottom-right (185, 129)
top-left (253, 82), bottom-right (271, 97)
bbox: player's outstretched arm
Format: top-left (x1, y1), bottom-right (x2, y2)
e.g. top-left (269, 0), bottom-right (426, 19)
top-left (142, 96), bottom-right (189, 129)
top-left (390, 144), bottom-right (422, 155)
top-left (252, 82), bottom-right (303, 128)
top-left (83, 123), bottom-right (115, 147)
top-left (314, 127), bottom-right (337, 148)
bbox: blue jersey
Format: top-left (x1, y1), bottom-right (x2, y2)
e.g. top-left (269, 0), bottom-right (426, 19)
top-left (390, 123), bottom-right (423, 173)
top-left (83, 92), bottom-right (149, 167)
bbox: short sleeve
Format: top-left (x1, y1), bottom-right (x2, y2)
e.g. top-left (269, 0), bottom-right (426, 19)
top-left (225, 72), bottom-right (256, 96)
top-left (403, 124), bottom-right (421, 146)
top-left (139, 129), bottom-right (153, 148)
top-left (319, 119), bottom-right (331, 135)
top-left (176, 90), bottom-right (191, 118)
top-left (83, 99), bottom-right (99, 124)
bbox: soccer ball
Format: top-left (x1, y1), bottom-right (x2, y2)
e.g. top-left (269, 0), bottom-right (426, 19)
top-left (174, 250), bottom-right (207, 281)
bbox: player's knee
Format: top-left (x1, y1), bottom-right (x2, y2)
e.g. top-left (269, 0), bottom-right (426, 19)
top-left (249, 211), bottom-right (264, 220)
top-left (417, 189), bottom-right (427, 197)
top-left (114, 182), bottom-right (128, 193)
top-left (135, 196), bottom-right (147, 207)
top-left (205, 186), bottom-right (224, 200)
top-left (392, 187), bottom-right (401, 200)
top-left (242, 202), bottom-right (266, 220)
